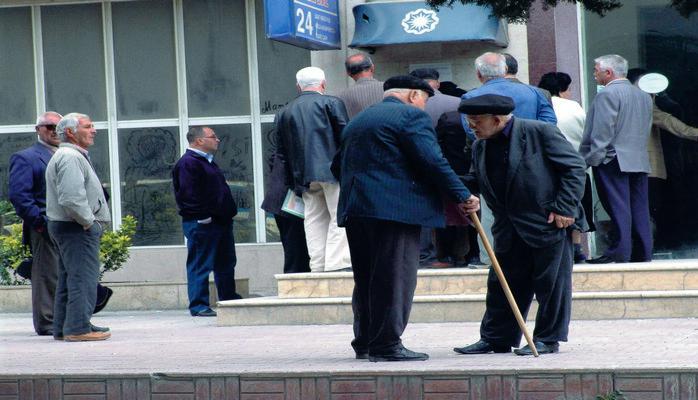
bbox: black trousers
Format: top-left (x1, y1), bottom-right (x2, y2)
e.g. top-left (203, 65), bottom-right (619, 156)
top-left (434, 226), bottom-right (470, 263)
top-left (29, 228), bottom-right (58, 335)
top-left (346, 217), bottom-right (420, 354)
top-left (275, 214), bottom-right (310, 273)
top-left (480, 230), bottom-right (573, 347)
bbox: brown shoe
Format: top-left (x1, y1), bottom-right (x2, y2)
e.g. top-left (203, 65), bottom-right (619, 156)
top-left (64, 331), bottom-right (111, 342)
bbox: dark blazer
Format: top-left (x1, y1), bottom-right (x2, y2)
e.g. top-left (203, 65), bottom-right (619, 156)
top-left (260, 151), bottom-right (292, 216)
top-left (466, 118), bottom-right (587, 252)
top-left (436, 111), bottom-right (474, 176)
top-left (276, 91), bottom-right (349, 194)
top-left (336, 97), bottom-right (471, 228)
top-left (172, 150), bottom-right (237, 223)
top-left (9, 143), bottom-right (54, 244)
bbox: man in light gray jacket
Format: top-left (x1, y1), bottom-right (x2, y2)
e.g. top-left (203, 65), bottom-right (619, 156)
top-left (46, 113), bottom-right (112, 342)
top-left (580, 55), bottom-right (653, 264)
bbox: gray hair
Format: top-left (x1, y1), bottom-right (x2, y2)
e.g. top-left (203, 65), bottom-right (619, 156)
top-left (296, 67), bottom-right (325, 89)
top-left (36, 111), bottom-right (62, 126)
top-left (383, 88), bottom-right (426, 98)
top-left (57, 112), bottom-right (89, 141)
top-left (475, 52), bottom-right (507, 81)
top-left (186, 126), bottom-right (208, 144)
top-left (594, 54), bottom-right (628, 78)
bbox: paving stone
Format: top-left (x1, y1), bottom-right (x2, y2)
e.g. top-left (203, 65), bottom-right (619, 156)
top-left (2, 311), bottom-right (698, 400)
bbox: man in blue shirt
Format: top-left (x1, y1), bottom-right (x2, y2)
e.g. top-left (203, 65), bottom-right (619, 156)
top-left (172, 126), bottom-right (242, 317)
top-left (461, 52), bottom-right (557, 136)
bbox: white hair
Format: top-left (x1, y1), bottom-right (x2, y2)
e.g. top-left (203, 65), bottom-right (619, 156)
top-left (595, 54), bottom-right (628, 78)
top-left (57, 112), bottom-right (89, 141)
top-left (36, 111), bottom-right (62, 126)
top-left (296, 67), bottom-right (326, 89)
top-left (475, 52), bottom-right (507, 81)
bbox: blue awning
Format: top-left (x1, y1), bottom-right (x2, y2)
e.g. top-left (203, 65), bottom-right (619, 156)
top-left (349, 1), bottom-right (508, 49)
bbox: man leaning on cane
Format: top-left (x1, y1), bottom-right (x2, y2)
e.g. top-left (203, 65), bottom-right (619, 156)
top-left (454, 94), bottom-right (586, 356)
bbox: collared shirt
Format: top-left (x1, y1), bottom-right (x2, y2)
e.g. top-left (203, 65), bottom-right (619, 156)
top-left (188, 147), bottom-right (213, 163)
top-left (37, 138), bottom-right (58, 154)
top-left (501, 116), bottom-right (514, 138)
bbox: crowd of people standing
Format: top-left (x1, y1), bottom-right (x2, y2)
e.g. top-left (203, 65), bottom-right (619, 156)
top-left (9, 48), bottom-right (696, 356)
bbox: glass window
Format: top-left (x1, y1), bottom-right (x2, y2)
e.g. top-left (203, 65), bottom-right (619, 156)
top-left (90, 130), bottom-right (111, 200)
top-left (112, 1), bottom-right (178, 119)
top-left (254, 0), bottom-right (311, 115)
top-left (0, 132), bottom-right (39, 200)
top-left (118, 127), bottom-right (182, 246)
top-left (0, 8), bottom-right (35, 125)
top-left (584, 0), bottom-right (698, 258)
top-left (261, 122), bottom-right (279, 242)
top-left (183, 0), bottom-right (250, 117)
top-left (205, 124), bottom-right (256, 243)
top-left (42, 4), bottom-right (107, 121)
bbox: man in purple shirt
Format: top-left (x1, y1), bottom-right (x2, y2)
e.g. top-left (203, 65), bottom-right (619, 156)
top-left (172, 126), bottom-right (242, 317)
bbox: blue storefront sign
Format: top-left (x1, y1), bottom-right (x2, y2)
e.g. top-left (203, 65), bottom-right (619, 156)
top-left (264, 0), bottom-right (341, 50)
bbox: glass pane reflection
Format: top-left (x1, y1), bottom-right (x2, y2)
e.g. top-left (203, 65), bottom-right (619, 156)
top-left (118, 127), bottom-right (182, 245)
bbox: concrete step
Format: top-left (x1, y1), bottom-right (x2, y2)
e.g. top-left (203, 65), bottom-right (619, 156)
top-left (0, 279), bottom-right (249, 313)
top-left (217, 289), bottom-right (698, 326)
top-left (276, 260), bottom-right (698, 298)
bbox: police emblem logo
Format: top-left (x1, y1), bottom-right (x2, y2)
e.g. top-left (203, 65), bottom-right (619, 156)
top-left (401, 8), bottom-right (440, 35)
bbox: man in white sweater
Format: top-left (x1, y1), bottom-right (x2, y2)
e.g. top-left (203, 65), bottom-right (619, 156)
top-left (45, 113), bottom-right (112, 342)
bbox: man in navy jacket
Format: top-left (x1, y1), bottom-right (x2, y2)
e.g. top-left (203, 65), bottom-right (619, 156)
top-left (9, 111), bottom-right (62, 335)
top-left (335, 76), bottom-right (480, 362)
top-left (172, 126), bottom-right (242, 317)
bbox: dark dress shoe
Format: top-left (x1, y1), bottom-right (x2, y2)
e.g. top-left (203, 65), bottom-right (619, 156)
top-left (514, 341), bottom-right (559, 356)
top-left (586, 255), bottom-right (627, 264)
top-left (90, 324), bottom-right (110, 332)
top-left (369, 346), bottom-right (429, 362)
top-left (454, 340), bottom-right (511, 355)
top-left (191, 308), bottom-right (217, 317)
top-left (94, 285), bottom-right (114, 314)
top-left (355, 351), bottom-right (369, 360)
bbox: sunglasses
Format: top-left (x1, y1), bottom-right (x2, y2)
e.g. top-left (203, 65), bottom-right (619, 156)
top-left (38, 124), bottom-right (57, 131)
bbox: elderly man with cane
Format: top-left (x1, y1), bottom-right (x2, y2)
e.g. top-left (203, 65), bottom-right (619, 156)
top-left (454, 94), bottom-right (587, 356)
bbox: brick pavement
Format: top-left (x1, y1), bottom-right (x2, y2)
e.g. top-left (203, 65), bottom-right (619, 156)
top-left (1, 311), bottom-right (698, 399)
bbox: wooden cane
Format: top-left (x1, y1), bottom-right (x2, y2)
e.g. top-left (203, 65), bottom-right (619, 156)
top-left (469, 212), bottom-right (539, 357)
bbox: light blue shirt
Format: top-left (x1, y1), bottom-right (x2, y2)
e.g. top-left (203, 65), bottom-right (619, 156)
top-left (461, 77), bottom-right (557, 138)
top-left (187, 147), bottom-right (213, 163)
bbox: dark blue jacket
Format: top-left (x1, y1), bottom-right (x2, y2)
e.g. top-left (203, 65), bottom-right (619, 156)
top-left (172, 150), bottom-right (237, 223)
top-left (335, 97), bottom-right (471, 228)
top-left (9, 143), bottom-right (54, 244)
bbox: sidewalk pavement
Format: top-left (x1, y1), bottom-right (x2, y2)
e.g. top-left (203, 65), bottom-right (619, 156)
top-left (2, 311), bottom-right (697, 376)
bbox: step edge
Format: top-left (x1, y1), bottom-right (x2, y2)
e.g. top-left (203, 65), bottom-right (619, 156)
top-left (220, 290), bottom-right (698, 307)
top-left (274, 261), bottom-right (698, 281)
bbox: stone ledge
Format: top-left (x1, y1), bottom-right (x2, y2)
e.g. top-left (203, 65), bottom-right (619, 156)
top-left (0, 279), bottom-right (249, 313)
top-left (217, 290), bottom-right (698, 325)
top-left (276, 263), bottom-right (698, 298)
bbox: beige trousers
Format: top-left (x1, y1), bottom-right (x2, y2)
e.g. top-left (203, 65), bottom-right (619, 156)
top-left (302, 182), bottom-right (351, 272)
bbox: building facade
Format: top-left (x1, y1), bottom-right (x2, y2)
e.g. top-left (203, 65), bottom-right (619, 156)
top-left (1, 0), bottom-right (695, 294)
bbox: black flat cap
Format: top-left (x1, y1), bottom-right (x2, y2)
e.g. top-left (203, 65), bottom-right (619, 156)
top-left (409, 68), bottom-right (440, 81)
top-left (384, 75), bottom-right (435, 97)
top-left (458, 94), bottom-right (515, 115)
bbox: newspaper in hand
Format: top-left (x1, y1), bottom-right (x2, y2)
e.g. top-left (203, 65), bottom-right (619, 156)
top-left (281, 189), bottom-right (305, 219)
